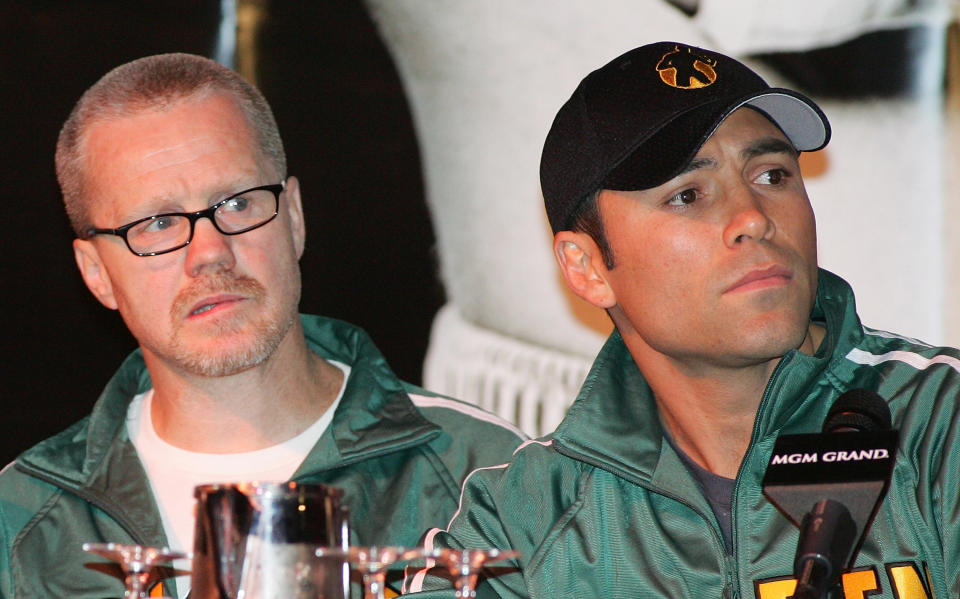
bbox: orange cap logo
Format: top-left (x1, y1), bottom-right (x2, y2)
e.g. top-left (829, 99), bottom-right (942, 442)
top-left (656, 46), bottom-right (718, 89)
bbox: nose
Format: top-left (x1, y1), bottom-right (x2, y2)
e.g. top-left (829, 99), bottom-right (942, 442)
top-left (184, 217), bottom-right (237, 276)
top-left (721, 185), bottom-right (774, 248)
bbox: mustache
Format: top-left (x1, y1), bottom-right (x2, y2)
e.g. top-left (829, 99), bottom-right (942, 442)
top-left (171, 274), bottom-right (265, 319)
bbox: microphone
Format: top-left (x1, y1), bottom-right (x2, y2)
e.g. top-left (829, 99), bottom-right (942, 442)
top-left (762, 389), bottom-right (898, 599)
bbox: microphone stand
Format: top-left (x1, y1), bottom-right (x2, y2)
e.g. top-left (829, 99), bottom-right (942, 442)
top-left (792, 499), bottom-right (856, 599)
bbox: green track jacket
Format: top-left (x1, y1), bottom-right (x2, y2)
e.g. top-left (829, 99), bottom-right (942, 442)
top-left (0, 315), bottom-right (526, 598)
top-left (407, 270), bottom-right (960, 599)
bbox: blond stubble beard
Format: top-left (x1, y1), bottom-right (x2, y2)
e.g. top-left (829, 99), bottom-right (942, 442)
top-left (167, 273), bottom-right (297, 377)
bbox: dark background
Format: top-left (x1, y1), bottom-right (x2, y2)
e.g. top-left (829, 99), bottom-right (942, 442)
top-left (0, 2), bottom-right (441, 465)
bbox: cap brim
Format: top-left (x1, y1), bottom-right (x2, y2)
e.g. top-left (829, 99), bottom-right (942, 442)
top-left (745, 90), bottom-right (830, 153)
top-left (602, 88), bottom-right (830, 192)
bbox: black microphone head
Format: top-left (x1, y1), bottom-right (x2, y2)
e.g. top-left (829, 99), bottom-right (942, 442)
top-left (823, 389), bottom-right (892, 433)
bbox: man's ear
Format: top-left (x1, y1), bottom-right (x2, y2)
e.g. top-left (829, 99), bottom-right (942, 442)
top-left (282, 175), bottom-right (306, 259)
top-left (553, 231), bottom-right (616, 309)
top-left (73, 238), bottom-right (118, 310)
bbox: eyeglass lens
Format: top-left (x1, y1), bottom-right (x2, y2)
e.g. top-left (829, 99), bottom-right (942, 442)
top-left (126, 188), bottom-right (278, 255)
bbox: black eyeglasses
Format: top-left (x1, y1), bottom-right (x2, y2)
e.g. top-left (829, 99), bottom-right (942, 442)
top-left (83, 182), bottom-right (284, 256)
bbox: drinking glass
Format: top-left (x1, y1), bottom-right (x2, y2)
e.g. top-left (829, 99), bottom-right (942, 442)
top-left (82, 542), bottom-right (187, 598)
top-left (427, 548), bottom-right (520, 599)
top-left (314, 546), bottom-right (427, 599)
top-left (192, 482), bottom-right (350, 599)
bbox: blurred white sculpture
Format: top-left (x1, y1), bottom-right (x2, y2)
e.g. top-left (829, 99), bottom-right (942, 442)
top-left (366, 0), bottom-right (953, 435)
top-left (695, 0), bottom-right (950, 53)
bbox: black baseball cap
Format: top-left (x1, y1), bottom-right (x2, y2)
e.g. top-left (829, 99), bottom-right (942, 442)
top-left (540, 41), bottom-right (830, 233)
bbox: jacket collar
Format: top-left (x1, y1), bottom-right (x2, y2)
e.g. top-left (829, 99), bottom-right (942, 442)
top-left (16, 350), bottom-right (151, 489)
top-left (550, 269), bottom-right (864, 487)
top-left (16, 314), bottom-right (441, 494)
top-left (293, 315), bottom-right (441, 475)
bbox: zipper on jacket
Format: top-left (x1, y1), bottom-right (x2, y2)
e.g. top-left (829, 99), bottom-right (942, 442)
top-left (550, 347), bottom-right (805, 596)
top-left (727, 350), bottom-right (796, 598)
top-left (552, 442), bottom-right (730, 579)
top-left (723, 553), bottom-right (740, 599)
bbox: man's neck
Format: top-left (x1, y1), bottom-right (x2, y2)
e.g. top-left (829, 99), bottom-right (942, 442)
top-left (623, 323), bottom-right (826, 479)
top-left (142, 323), bottom-right (345, 453)
top-left (648, 361), bottom-right (772, 478)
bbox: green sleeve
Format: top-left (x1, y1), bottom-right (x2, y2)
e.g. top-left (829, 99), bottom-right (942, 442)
top-left (404, 465), bottom-right (530, 598)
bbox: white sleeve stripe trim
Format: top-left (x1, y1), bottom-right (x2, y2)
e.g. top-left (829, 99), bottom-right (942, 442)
top-left (861, 327), bottom-right (931, 347)
top-left (444, 463), bottom-right (511, 529)
top-left (446, 440), bottom-right (552, 528)
top-left (404, 439), bottom-right (554, 591)
top-left (406, 528), bottom-right (443, 593)
top-left (846, 347), bottom-right (960, 373)
top-left (409, 394), bottom-right (527, 439)
top-left (450, 440), bottom-right (552, 523)
top-left (513, 438), bottom-right (553, 454)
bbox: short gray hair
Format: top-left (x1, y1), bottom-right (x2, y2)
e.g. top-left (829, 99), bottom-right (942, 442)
top-left (56, 53), bottom-right (286, 236)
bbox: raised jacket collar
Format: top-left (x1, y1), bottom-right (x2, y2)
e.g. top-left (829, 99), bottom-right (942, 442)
top-left (549, 269), bottom-right (865, 492)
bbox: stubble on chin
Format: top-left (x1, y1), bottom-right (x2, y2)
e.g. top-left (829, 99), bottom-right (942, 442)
top-left (168, 274), bottom-right (295, 377)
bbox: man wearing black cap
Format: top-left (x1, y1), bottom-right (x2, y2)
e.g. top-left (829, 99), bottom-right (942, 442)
top-left (405, 42), bottom-right (960, 598)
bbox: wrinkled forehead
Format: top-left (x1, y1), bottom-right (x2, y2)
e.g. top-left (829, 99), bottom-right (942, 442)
top-left (79, 96), bottom-right (270, 219)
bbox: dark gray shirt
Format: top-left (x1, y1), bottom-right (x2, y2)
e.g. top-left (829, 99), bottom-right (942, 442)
top-left (664, 433), bottom-right (735, 553)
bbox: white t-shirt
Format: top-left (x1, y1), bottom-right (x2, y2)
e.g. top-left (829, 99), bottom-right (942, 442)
top-left (126, 361), bottom-right (350, 597)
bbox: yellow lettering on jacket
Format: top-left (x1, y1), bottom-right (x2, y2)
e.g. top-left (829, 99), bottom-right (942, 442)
top-left (887, 563), bottom-right (932, 599)
top-left (755, 577), bottom-right (797, 599)
top-left (756, 562), bottom-right (934, 598)
top-left (841, 568), bottom-right (880, 598)
top-left (755, 571), bottom-right (879, 599)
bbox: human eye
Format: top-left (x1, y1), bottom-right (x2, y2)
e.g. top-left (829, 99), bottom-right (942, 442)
top-left (665, 188), bottom-right (699, 206)
top-left (141, 215), bottom-right (179, 233)
top-left (754, 168), bottom-right (790, 186)
top-left (221, 195), bottom-right (250, 213)
top-left (128, 214), bottom-right (186, 251)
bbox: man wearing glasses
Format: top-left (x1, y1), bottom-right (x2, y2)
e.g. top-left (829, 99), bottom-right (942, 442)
top-left (0, 53), bottom-right (525, 598)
